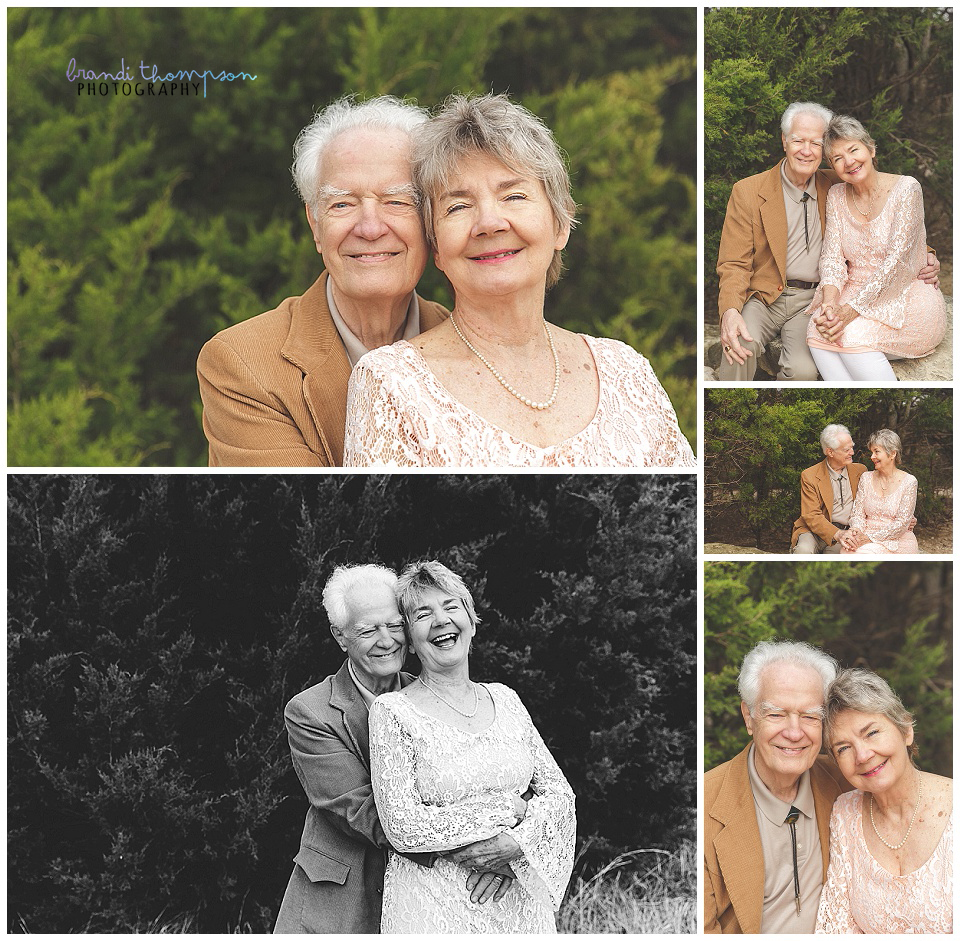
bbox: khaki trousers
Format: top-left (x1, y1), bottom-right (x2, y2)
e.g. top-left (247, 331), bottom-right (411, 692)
top-left (717, 287), bottom-right (819, 381)
top-left (792, 532), bottom-right (843, 554)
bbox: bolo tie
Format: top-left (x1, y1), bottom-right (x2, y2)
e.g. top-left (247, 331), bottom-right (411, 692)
top-left (800, 192), bottom-right (811, 252)
top-left (785, 806), bottom-right (802, 915)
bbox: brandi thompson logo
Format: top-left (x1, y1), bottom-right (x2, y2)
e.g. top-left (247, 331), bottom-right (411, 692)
top-left (66, 58), bottom-right (257, 98)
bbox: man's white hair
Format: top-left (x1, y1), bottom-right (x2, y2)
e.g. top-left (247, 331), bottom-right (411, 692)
top-left (820, 423), bottom-right (851, 454)
top-left (781, 101), bottom-right (833, 137)
top-left (322, 563), bottom-right (398, 632)
top-left (738, 640), bottom-right (838, 715)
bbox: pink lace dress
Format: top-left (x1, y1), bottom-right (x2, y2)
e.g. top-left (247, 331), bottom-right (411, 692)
top-left (805, 177), bottom-right (946, 357)
top-left (343, 336), bottom-right (694, 468)
top-left (815, 790), bottom-right (953, 934)
top-left (843, 471), bottom-right (919, 555)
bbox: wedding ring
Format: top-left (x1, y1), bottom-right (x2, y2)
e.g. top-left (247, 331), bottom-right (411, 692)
top-left (723, 345), bottom-right (732, 353)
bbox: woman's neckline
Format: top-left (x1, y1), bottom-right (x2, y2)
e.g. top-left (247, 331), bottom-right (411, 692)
top-left (867, 469), bottom-right (909, 497)
top-left (392, 335), bottom-right (604, 453)
top-left (841, 174), bottom-right (905, 224)
top-left (393, 682), bottom-right (498, 736)
top-left (855, 790), bottom-right (952, 878)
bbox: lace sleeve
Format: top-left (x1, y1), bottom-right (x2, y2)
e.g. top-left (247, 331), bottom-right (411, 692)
top-left (848, 475), bottom-right (868, 534)
top-left (368, 698), bottom-right (518, 853)
top-left (848, 178), bottom-right (928, 328)
top-left (343, 352), bottom-right (424, 467)
top-left (501, 687), bottom-right (577, 911)
top-left (815, 798), bottom-right (863, 933)
top-left (866, 475), bottom-right (918, 546)
top-left (639, 357), bottom-right (696, 467)
top-left (819, 186), bottom-right (848, 291)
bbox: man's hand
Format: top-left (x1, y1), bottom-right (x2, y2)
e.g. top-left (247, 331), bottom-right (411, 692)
top-left (719, 308), bottom-right (755, 366)
top-left (446, 833), bottom-right (522, 872)
top-left (466, 869), bottom-right (514, 904)
top-left (918, 251), bottom-right (940, 290)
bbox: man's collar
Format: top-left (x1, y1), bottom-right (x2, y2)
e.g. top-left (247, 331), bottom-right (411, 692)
top-left (346, 658), bottom-right (401, 710)
top-left (780, 160), bottom-right (819, 201)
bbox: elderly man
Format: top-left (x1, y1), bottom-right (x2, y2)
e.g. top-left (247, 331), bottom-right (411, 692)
top-left (716, 102), bottom-right (939, 381)
top-left (198, 97), bottom-right (449, 466)
top-left (275, 564), bottom-right (508, 933)
top-left (704, 640), bottom-right (851, 933)
top-left (790, 424), bottom-right (866, 554)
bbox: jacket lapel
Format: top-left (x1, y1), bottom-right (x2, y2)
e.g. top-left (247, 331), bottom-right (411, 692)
top-left (759, 162), bottom-right (789, 287)
top-left (810, 761), bottom-right (838, 878)
top-left (329, 661), bottom-right (371, 770)
top-left (815, 460), bottom-right (835, 522)
top-left (814, 170), bottom-right (832, 233)
top-left (281, 271), bottom-right (351, 465)
top-left (710, 745), bottom-right (764, 934)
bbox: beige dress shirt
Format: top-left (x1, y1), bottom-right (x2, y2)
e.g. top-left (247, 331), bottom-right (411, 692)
top-left (747, 745), bottom-right (823, 934)
top-left (826, 465), bottom-right (853, 527)
top-left (781, 163), bottom-right (823, 284)
top-left (327, 278), bottom-right (422, 368)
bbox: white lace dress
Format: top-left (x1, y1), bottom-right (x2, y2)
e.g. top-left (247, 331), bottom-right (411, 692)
top-left (368, 683), bottom-right (576, 934)
top-left (815, 790), bottom-right (953, 933)
top-left (805, 177), bottom-right (946, 358)
top-left (343, 335), bottom-right (694, 467)
top-left (842, 471), bottom-right (919, 555)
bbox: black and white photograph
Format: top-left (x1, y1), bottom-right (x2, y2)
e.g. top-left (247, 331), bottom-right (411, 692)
top-left (8, 474), bottom-right (696, 933)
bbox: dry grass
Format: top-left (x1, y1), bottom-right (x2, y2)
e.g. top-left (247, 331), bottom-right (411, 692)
top-left (558, 840), bottom-right (696, 934)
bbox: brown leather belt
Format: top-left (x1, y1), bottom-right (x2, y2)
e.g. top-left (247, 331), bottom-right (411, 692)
top-left (786, 279), bottom-right (819, 290)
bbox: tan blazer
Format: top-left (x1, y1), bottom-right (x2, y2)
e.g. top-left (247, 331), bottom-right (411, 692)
top-left (716, 160), bottom-right (835, 316)
top-left (703, 743), bottom-right (851, 934)
top-left (791, 460), bottom-right (867, 549)
top-left (274, 663), bottom-right (431, 934)
top-left (197, 272), bottom-right (449, 466)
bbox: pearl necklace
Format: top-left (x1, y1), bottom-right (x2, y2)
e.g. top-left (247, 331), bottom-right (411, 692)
top-left (417, 676), bottom-right (480, 718)
top-left (870, 771), bottom-right (923, 850)
top-left (450, 313), bottom-right (560, 410)
top-left (851, 182), bottom-right (880, 220)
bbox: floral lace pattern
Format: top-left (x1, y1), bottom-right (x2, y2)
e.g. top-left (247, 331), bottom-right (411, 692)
top-left (805, 177), bottom-right (946, 357)
top-left (369, 683), bottom-right (576, 934)
top-left (815, 790), bottom-right (952, 933)
top-left (343, 336), bottom-right (695, 468)
top-left (843, 471), bottom-right (919, 554)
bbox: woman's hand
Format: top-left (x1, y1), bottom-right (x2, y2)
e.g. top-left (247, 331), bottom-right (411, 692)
top-left (815, 304), bottom-right (859, 344)
top-left (466, 868), bottom-right (515, 904)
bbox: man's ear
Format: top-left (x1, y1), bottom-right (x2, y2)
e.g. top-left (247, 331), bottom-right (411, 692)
top-left (305, 205), bottom-right (322, 254)
top-left (741, 701), bottom-right (755, 735)
top-left (330, 623), bottom-right (348, 653)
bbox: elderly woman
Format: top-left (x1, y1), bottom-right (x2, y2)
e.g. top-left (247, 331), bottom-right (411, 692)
top-left (838, 429), bottom-right (919, 555)
top-left (816, 669), bottom-right (952, 933)
top-left (805, 115), bottom-right (946, 381)
top-left (368, 561), bottom-right (576, 933)
top-left (343, 93), bottom-right (693, 467)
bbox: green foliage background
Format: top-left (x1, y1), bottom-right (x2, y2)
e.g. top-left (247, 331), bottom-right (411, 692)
top-left (704, 388), bottom-right (952, 550)
top-left (704, 7), bottom-right (953, 318)
top-left (8, 8), bottom-right (697, 465)
top-left (704, 561), bottom-right (952, 774)
top-left (8, 474), bottom-right (696, 932)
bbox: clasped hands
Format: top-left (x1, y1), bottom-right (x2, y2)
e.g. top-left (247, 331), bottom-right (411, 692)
top-left (813, 303), bottom-right (859, 344)
top-left (445, 790), bottom-right (530, 905)
top-left (835, 528), bottom-right (867, 551)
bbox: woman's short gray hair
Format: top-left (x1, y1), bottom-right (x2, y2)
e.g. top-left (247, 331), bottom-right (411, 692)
top-left (820, 423), bottom-right (851, 453)
top-left (738, 640), bottom-right (838, 714)
top-left (867, 428), bottom-right (903, 465)
top-left (397, 560), bottom-right (480, 627)
top-left (824, 115), bottom-right (876, 159)
top-left (322, 563), bottom-right (398, 632)
top-left (824, 668), bottom-right (918, 761)
top-left (413, 93), bottom-right (578, 290)
top-left (292, 95), bottom-right (429, 215)
top-left (781, 101), bottom-right (833, 137)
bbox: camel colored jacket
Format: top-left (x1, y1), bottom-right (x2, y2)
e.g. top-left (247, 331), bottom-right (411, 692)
top-left (703, 744), bottom-right (850, 933)
top-left (716, 161), bottom-right (834, 317)
top-left (197, 272), bottom-right (449, 466)
top-left (791, 460), bottom-right (867, 549)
